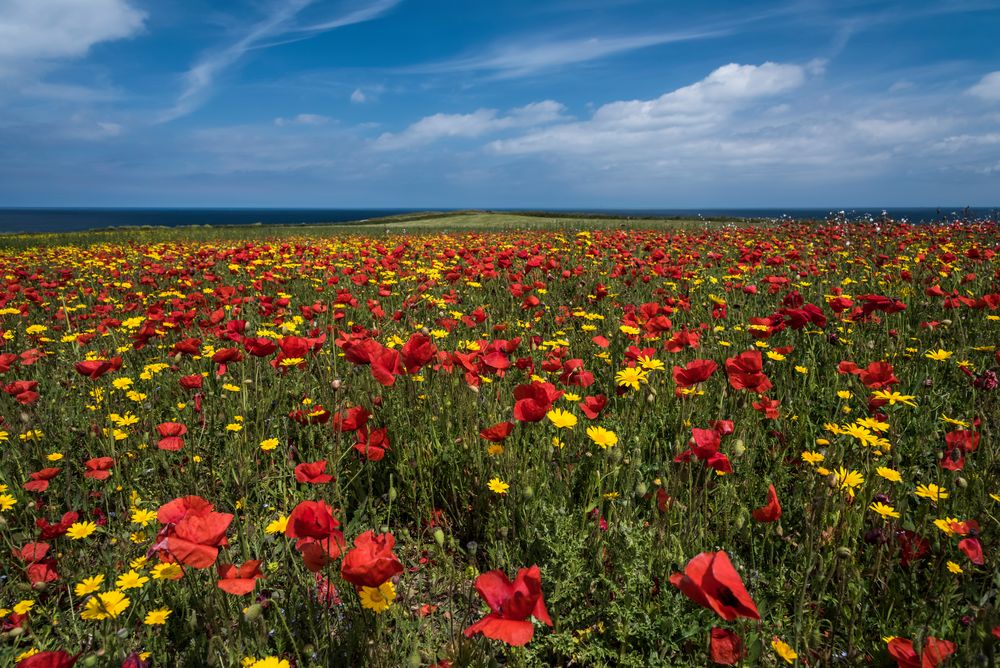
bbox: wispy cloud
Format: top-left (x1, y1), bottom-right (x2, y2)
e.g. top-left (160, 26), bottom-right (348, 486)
top-left (157, 0), bottom-right (401, 123)
top-left (399, 29), bottom-right (728, 79)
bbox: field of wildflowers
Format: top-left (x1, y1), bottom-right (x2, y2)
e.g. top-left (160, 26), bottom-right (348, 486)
top-left (0, 219), bottom-right (998, 667)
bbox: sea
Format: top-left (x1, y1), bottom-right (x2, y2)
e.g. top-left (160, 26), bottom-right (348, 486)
top-left (0, 207), bottom-right (996, 234)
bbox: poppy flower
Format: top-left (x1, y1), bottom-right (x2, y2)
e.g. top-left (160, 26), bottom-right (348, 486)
top-left (24, 467), bottom-right (61, 492)
top-left (156, 421), bottom-right (187, 452)
top-left (84, 457), bottom-right (115, 480)
top-left (286, 500), bottom-right (345, 571)
top-left (512, 382), bottom-right (561, 423)
top-left (16, 651), bottom-right (79, 668)
top-left (724, 350), bottom-right (772, 393)
top-left (166, 511), bottom-right (234, 569)
top-left (752, 485), bottom-right (782, 523)
top-left (480, 422), bottom-right (515, 442)
top-left (578, 394), bottom-right (608, 420)
top-left (464, 565), bottom-right (552, 646)
top-left (216, 560), bottom-right (263, 595)
top-left (178, 374), bottom-right (203, 390)
top-left (341, 531), bottom-right (404, 588)
top-left (354, 427), bottom-right (390, 461)
top-left (886, 636), bottom-right (955, 668)
top-left (670, 551), bottom-right (760, 621)
top-left (294, 460), bottom-right (334, 484)
top-left (36, 511), bottom-right (79, 540)
top-left (332, 406), bottom-right (370, 432)
top-left (401, 332), bottom-right (437, 373)
top-left (73, 357), bottom-right (122, 379)
top-left (752, 396), bottom-right (781, 419)
top-left (958, 537), bottom-right (984, 565)
top-left (673, 359), bottom-right (717, 388)
top-left (709, 627), bottom-right (745, 665)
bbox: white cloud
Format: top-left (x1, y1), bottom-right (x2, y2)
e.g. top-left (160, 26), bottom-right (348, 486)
top-left (968, 71), bottom-right (1000, 101)
top-left (274, 113), bottom-right (330, 127)
top-left (0, 0), bottom-right (144, 78)
top-left (375, 101), bottom-right (567, 150)
top-left (158, 0), bottom-right (401, 123)
top-left (351, 88), bottom-right (367, 103)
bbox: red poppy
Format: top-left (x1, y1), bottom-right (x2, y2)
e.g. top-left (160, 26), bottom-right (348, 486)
top-left (670, 551), bottom-right (760, 621)
top-left (886, 636), bottom-right (955, 668)
top-left (578, 394), bottom-right (608, 420)
top-left (166, 511), bottom-right (234, 569)
top-left (480, 422), bottom-right (515, 442)
top-left (156, 422), bottom-right (187, 452)
top-left (752, 396), bottom-right (781, 419)
top-left (332, 406), bottom-right (370, 432)
top-left (958, 537), bottom-right (984, 565)
top-left (370, 345), bottom-right (403, 386)
top-left (857, 361), bottom-right (899, 389)
top-left (353, 427), bottom-right (390, 461)
top-left (84, 457), bottom-right (115, 480)
top-left (16, 651), bottom-right (79, 668)
top-left (709, 627), bottom-right (745, 665)
top-left (340, 530), bottom-right (404, 588)
top-left (512, 382), bottom-right (561, 422)
top-left (24, 467), bottom-right (61, 492)
top-left (752, 484), bottom-right (782, 523)
top-left (401, 332), bottom-right (437, 373)
top-left (724, 350), bottom-right (772, 393)
top-left (294, 460), bottom-right (334, 484)
top-left (673, 359), bottom-right (717, 388)
top-left (216, 559), bottom-right (263, 595)
top-left (36, 511), bottom-right (79, 540)
top-left (463, 565), bottom-right (552, 646)
top-left (179, 374), bottom-right (203, 390)
top-left (286, 500), bottom-right (345, 572)
top-left (73, 357), bottom-right (122, 379)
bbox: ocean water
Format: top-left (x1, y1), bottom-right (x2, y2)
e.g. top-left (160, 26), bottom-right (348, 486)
top-left (0, 207), bottom-right (996, 234)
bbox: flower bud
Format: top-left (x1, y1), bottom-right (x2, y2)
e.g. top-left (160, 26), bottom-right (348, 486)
top-left (433, 528), bottom-right (445, 547)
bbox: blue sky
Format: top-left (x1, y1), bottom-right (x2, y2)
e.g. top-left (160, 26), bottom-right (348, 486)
top-left (1, 0), bottom-right (999, 207)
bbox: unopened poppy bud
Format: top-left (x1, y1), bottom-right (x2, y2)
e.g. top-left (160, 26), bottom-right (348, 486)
top-left (956, 477), bottom-right (968, 488)
top-left (837, 547), bottom-right (852, 559)
top-left (331, 379), bottom-right (343, 390)
top-left (244, 603), bottom-right (264, 621)
top-left (523, 485), bottom-right (534, 499)
top-left (734, 514), bottom-right (746, 529)
top-left (433, 528), bottom-right (445, 547)
top-left (7, 626), bottom-right (24, 637)
top-left (732, 439), bottom-right (746, 456)
top-left (32, 580), bottom-right (48, 592)
top-left (634, 482), bottom-right (648, 497)
top-left (775, 524), bottom-right (784, 537)
top-left (407, 650), bottom-right (423, 668)
top-left (81, 656), bottom-right (99, 667)
top-left (646, 393), bottom-right (655, 403)
top-left (609, 447), bottom-right (623, 463)
top-left (941, 319), bottom-right (952, 327)
top-left (499, 526), bottom-right (509, 539)
top-left (388, 485), bottom-right (398, 502)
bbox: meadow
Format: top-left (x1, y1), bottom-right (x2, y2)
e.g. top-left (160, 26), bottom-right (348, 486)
top-left (0, 214), bottom-right (997, 667)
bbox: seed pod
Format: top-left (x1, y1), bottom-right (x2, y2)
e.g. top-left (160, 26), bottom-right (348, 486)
top-left (634, 482), bottom-right (648, 497)
top-left (388, 485), bottom-right (398, 502)
top-left (956, 477), bottom-right (968, 489)
top-left (837, 547), bottom-right (852, 559)
top-left (523, 485), bottom-right (534, 499)
top-left (244, 603), bottom-right (265, 621)
top-left (732, 439), bottom-right (746, 457)
top-left (433, 528), bottom-right (445, 547)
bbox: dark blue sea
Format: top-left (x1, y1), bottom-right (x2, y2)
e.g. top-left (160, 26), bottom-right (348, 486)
top-left (0, 207), bottom-right (996, 234)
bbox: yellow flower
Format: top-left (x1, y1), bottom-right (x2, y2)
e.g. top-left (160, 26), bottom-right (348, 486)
top-left (131, 508), bottom-right (157, 526)
top-left (487, 477), bottom-right (510, 495)
top-left (249, 658), bottom-right (290, 668)
top-left (836, 390), bottom-right (852, 400)
top-left (226, 423), bottom-right (243, 432)
top-left (67, 521), bottom-right (97, 540)
top-left (487, 443), bottom-right (504, 456)
top-left (947, 561), bottom-right (963, 574)
top-left (876, 467), bottom-right (902, 483)
top-left (766, 351), bottom-right (786, 361)
top-left (265, 516), bottom-right (288, 534)
top-left (144, 608), bottom-right (172, 625)
top-left (586, 426), bottom-right (618, 449)
top-left (795, 366), bottom-right (808, 374)
top-left (0, 493), bottom-right (16, 512)
top-left (80, 590), bottom-right (130, 620)
top-left (358, 581), bottom-right (396, 613)
top-left (801, 451), bottom-right (824, 465)
top-left (13, 600), bottom-right (35, 615)
top-left (615, 367), bottom-right (648, 390)
top-left (260, 437), bottom-right (279, 451)
top-left (151, 562), bottom-right (183, 580)
top-left (116, 570), bottom-right (149, 590)
top-left (771, 637), bottom-right (798, 664)
top-left (46, 452), bottom-right (64, 461)
top-left (74, 575), bottom-right (105, 597)
top-left (924, 349), bottom-right (953, 361)
top-left (915, 483), bottom-right (949, 503)
top-left (546, 408), bottom-right (578, 429)
top-left (637, 355), bottom-right (665, 371)
top-left (872, 390), bottom-right (917, 407)
top-left (869, 502), bottom-right (900, 519)
top-left (934, 517), bottom-right (963, 535)
top-left (834, 467), bottom-right (864, 495)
